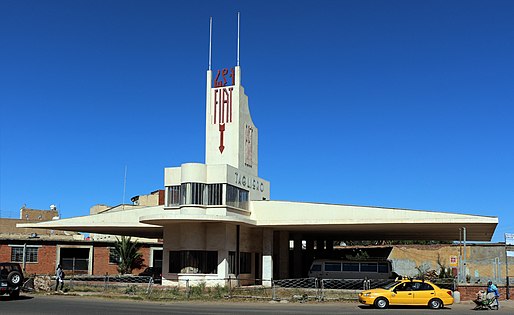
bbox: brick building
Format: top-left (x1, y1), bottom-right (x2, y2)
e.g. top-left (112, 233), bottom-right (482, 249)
top-left (1, 201), bottom-right (163, 276)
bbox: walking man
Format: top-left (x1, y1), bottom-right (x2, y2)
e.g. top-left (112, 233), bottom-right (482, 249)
top-left (55, 264), bottom-right (65, 292)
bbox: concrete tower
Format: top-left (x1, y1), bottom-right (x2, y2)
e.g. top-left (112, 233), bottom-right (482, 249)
top-left (205, 66), bottom-right (258, 177)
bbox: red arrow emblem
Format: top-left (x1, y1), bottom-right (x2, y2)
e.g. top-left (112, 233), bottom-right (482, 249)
top-left (219, 123), bottom-right (225, 153)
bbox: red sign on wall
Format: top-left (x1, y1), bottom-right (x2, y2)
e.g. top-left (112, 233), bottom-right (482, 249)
top-left (213, 67), bottom-right (235, 87)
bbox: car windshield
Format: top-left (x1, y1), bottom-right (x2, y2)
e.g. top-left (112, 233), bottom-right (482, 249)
top-left (382, 281), bottom-right (401, 290)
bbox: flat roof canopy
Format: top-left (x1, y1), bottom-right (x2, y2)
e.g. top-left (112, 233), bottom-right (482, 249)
top-left (264, 223), bottom-right (496, 241)
top-left (18, 201), bottom-right (498, 241)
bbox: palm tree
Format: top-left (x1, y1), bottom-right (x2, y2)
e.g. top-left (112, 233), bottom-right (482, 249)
top-left (113, 236), bottom-right (143, 274)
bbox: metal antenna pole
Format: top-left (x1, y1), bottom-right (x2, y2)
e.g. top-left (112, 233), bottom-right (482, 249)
top-left (209, 17), bottom-right (213, 70)
top-left (237, 12), bottom-right (240, 66)
top-left (505, 233), bottom-right (510, 299)
top-left (463, 227), bottom-right (467, 282)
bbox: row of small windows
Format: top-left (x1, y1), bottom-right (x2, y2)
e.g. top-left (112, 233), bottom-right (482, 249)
top-left (10, 247), bottom-right (122, 265)
top-left (319, 262), bottom-right (390, 273)
top-left (166, 183), bottom-right (248, 210)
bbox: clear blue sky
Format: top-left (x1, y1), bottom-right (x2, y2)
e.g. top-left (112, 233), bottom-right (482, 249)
top-left (1, 1), bottom-right (513, 242)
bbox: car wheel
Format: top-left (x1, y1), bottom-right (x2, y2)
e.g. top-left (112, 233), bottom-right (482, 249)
top-left (7, 271), bottom-right (22, 286)
top-left (9, 289), bottom-right (20, 299)
top-left (374, 297), bottom-right (389, 309)
top-left (429, 298), bottom-right (443, 309)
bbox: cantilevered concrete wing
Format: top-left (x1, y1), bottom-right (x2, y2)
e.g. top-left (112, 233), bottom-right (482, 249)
top-left (18, 201), bottom-right (497, 241)
top-left (250, 201), bottom-right (498, 241)
top-left (17, 205), bottom-right (164, 238)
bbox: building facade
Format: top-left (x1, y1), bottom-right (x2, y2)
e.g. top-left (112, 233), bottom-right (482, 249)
top-left (2, 206), bottom-right (162, 276)
top-left (20, 64), bottom-right (498, 287)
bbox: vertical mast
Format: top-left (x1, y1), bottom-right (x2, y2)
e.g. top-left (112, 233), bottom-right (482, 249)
top-left (209, 17), bottom-right (213, 70)
top-left (237, 12), bottom-right (240, 66)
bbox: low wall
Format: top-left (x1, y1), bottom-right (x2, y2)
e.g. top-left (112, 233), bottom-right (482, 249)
top-left (457, 284), bottom-right (513, 301)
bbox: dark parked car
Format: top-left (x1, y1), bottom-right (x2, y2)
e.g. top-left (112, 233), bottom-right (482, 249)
top-left (0, 262), bottom-right (24, 298)
top-left (138, 267), bottom-right (162, 283)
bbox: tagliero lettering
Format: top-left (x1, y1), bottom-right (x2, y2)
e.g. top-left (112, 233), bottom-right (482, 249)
top-left (234, 172), bottom-right (264, 192)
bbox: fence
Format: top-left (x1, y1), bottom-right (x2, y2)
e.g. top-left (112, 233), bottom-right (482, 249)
top-left (458, 257), bottom-right (506, 285)
top-left (25, 275), bottom-right (458, 302)
top-left (68, 275), bottom-right (154, 294)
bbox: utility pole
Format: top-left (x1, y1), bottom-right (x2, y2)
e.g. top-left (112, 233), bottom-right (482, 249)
top-left (506, 233), bottom-right (512, 300)
top-left (462, 227), bottom-right (467, 281)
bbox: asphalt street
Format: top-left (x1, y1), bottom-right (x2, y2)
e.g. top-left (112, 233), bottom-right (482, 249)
top-left (1, 294), bottom-right (514, 315)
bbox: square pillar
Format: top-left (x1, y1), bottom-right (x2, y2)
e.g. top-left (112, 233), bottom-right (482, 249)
top-left (262, 229), bottom-right (273, 287)
top-left (217, 250), bottom-right (229, 279)
top-left (293, 233), bottom-right (303, 278)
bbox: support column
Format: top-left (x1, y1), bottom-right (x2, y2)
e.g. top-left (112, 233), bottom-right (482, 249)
top-left (316, 239), bottom-right (324, 254)
top-left (217, 250), bottom-right (229, 280)
top-left (278, 231), bottom-right (290, 279)
top-left (262, 229), bottom-right (273, 287)
top-left (306, 238), bottom-right (315, 266)
top-left (293, 233), bottom-right (303, 278)
top-left (306, 239), bottom-right (314, 251)
top-left (326, 238), bottom-right (334, 251)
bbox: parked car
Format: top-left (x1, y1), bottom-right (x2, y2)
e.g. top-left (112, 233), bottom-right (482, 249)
top-left (0, 262), bottom-right (24, 299)
top-left (138, 267), bottom-right (162, 283)
top-left (359, 278), bottom-right (454, 309)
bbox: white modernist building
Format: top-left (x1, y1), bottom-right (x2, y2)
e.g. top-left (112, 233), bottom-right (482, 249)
top-left (20, 64), bottom-right (498, 286)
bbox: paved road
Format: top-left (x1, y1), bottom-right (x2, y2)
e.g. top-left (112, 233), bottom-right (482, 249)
top-left (1, 294), bottom-right (514, 315)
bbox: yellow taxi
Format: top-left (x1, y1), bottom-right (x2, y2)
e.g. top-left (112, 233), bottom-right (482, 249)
top-left (359, 279), bottom-right (454, 309)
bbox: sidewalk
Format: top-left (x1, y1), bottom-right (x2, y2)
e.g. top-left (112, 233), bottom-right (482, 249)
top-left (459, 299), bottom-right (514, 311)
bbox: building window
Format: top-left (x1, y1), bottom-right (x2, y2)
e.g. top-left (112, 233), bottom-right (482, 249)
top-left (228, 251), bottom-right (236, 274)
top-left (226, 184), bottom-right (249, 210)
top-left (169, 250), bottom-right (218, 274)
top-left (240, 252), bottom-right (252, 274)
top-left (180, 183), bottom-right (206, 205)
top-left (227, 251), bottom-right (251, 274)
top-left (11, 246), bottom-right (38, 263)
top-left (190, 183), bottom-right (205, 205)
top-left (180, 183), bottom-right (188, 205)
top-left (166, 186), bottom-right (180, 206)
top-left (172, 182), bottom-right (245, 208)
top-left (207, 184), bottom-right (223, 205)
top-left (109, 248), bottom-right (120, 264)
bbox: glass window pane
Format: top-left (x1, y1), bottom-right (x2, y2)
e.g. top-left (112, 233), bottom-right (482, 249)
top-left (378, 263), bottom-right (389, 273)
top-left (11, 247), bottom-right (23, 262)
top-left (240, 252), bottom-right (252, 274)
top-left (166, 186), bottom-right (180, 206)
top-left (361, 263), bottom-right (378, 272)
top-left (169, 250), bottom-right (218, 274)
top-left (325, 262), bottom-right (342, 272)
top-left (343, 263), bottom-right (359, 271)
top-left (417, 283), bottom-right (434, 291)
